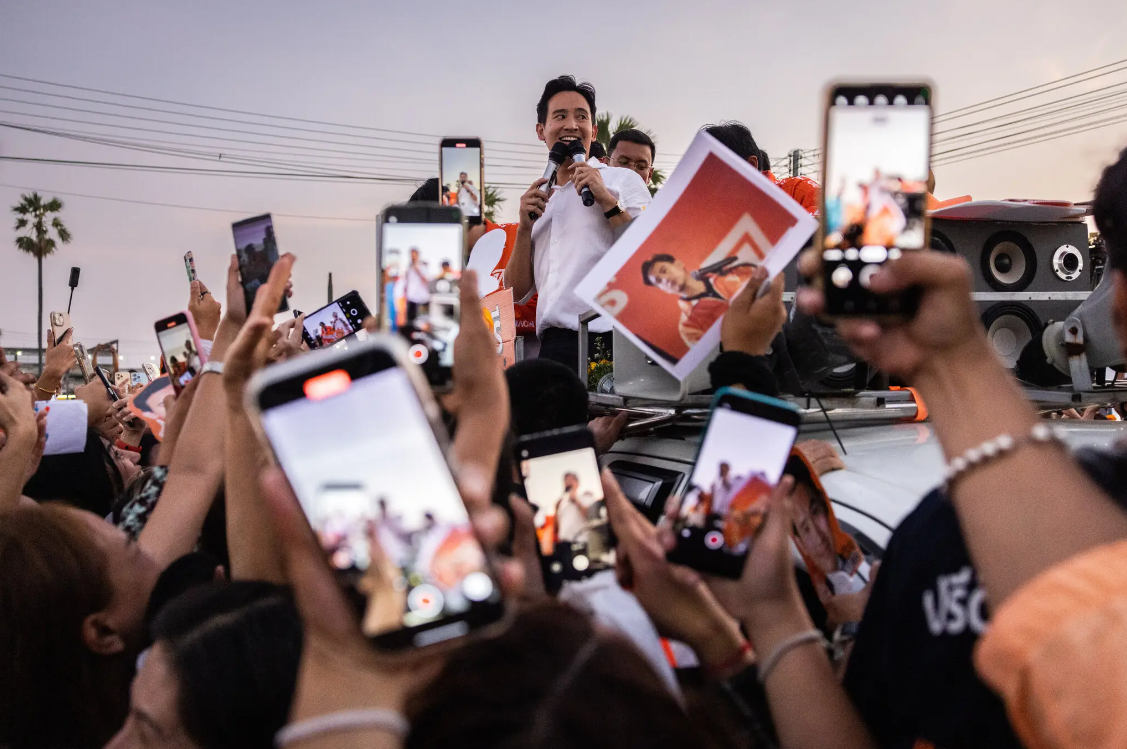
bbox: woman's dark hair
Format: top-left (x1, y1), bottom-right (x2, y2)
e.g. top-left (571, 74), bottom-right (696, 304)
top-left (1094, 146), bottom-right (1127, 272)
top-left (0, 504), bottom-right (128, 749)
top-left (537, 75), bottom-right (597, 125)
top-left (410, 177), bottom-right (441, 203)
top-left (22, 427), bottom-right (125, 517)
top-left (150, 581), bottom-right (302, 749)
top-left (407, 601), bottom-right (706, 749)
top-left (703, 121), bottom-right (759, 163)
top-left (505, 359), bottom-right (589, 437)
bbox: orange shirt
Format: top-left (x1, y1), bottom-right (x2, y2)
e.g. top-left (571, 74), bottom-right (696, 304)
top-left (764, 170), bottom-right (820, 215)
top-left (677, 265), bottom-right (753, 347)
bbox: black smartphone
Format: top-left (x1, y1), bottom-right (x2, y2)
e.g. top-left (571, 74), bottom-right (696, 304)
top-left (154, 311), bottom-right (207, 394)
top-left (820, 82), bottom-right (933, 318)
top-left (378, 202), bottom-right (465, 391)
top-left (516, 426), bottom-right (611, 589)
top-left (440, 138), bottom-right (483, 225)
top-left (667, 388), bottom-right (801, 578)
top-left (232, 213), bottom-right (288, 314)
top-left (94, 366), bottom-right (119, 402)
top-left (246, 335), bottom-right (505, 653)
top-left (300, 291), bottom-right (371, 350)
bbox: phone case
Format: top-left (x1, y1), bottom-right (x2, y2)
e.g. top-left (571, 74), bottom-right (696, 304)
top-left (114, 371), bottom-right (131, 390)
top-left (49, 311), bottom-right (71, 342)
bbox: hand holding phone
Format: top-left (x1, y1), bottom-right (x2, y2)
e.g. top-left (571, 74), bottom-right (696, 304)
top-left (154, 311), bottom-right (207, 394)
top-left (49, 311), bottom-right (71, 344)
top-left (300, 291), bottom-right (371, 350)
top-left (232, 214), bottom-right (288, 314)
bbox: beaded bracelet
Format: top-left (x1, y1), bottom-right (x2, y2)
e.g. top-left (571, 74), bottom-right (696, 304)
top-left (275, 709), bottom-right (409, 747)
top-left (943, 422), bottom-right (1065, 488)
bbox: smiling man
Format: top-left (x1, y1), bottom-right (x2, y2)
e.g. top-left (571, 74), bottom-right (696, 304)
top-left (641, 253), bottom-right (754, 347)
top-left (504, 75), bottom-right (652, 368)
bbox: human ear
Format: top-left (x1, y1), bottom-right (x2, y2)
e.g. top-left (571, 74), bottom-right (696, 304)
top-left (82, 611), bottom-right (126, 656)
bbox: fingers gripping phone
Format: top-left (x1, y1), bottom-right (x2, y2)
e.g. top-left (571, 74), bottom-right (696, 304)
top-left (154, 311), bottom-right (207, 394)
top-left (378, 203), bottom-right (466, 390)
top-left (94, 367), bottom-right (119, 402)
top-left (232, 213), bottom-right (288, 314)
top-left (667, 389), bottom-right (801, 578)
top-left (301, 291), bottom-right (372, 350)
top-left (440, 138), bottom-right (484, 225)
top-left (516, 426), bottom-right (611, 590)
top-left (49, 311), bottom-right (71, 343)
top-left (72, 343), bottom-right (94, 384)
top-left (246, 335), bottom-right (505, 652)
top-left (819, 83), bottom-right (933, 317)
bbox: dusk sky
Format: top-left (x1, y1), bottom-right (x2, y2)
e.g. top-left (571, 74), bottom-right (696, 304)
top-left (2, 0), bottom-right (1126, 363)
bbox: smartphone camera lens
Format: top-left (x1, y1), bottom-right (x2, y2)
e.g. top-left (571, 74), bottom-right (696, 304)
top-left (350, 308), bottom-right (358, 316)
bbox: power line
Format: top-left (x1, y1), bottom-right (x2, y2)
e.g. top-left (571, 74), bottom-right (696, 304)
top-left (0, 72), bottom-right (549, 153)
top-left (0, 182), bottom-right (377, 221)
top-left (934, 107), bottom-right (1127, 159)
top-left (933, 113), bottom-right (1127, 166)
top-left (933, 80), bottom-right (1127, 137)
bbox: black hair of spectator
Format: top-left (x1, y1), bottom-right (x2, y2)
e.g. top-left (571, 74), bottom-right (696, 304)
top-left (1093, 146), bottom-right (1127, 272)
top-left (410, 178), bottom-right (441, 203)
top-left (505, 359), bottom-right (589, 437)
top-left (144, 551), bottom-right (223, 638)
top-left (703, 121), bottom-right (759, 163)
top-left (608, 128), bottom-right (656, 162)
top-left (641, 253), bottom-right (677, 286)
top-left (407, 601), bottom-right (703, 749)
top-left (150, 581), bottom-right (302, 749)
top-left (589, 140), bottom-right (608, 161)
top-left (758, 149), bottom-right (771, 172)
top-left (21, 426), bottom-right (124, 517)
top-left (537, 75), bottom-right (597, 125)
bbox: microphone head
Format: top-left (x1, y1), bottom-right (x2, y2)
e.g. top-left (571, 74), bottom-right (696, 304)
top-left (548, 141), bottom-right (571, 165)
top-left (68, 267), bottom-right (81, 288)
top-left (566, 139), bottom-right (588, 160)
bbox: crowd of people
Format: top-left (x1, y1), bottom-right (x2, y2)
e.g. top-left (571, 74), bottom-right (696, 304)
top-left (2, 72), bottom-right (1127, 749)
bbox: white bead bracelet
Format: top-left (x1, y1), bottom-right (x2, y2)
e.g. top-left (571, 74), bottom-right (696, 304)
top-left (943, 422), bottom-right (1065, 487)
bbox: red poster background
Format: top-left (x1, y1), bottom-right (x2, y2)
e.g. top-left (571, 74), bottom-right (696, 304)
top-left (598, 154), bottom-right (799, 361)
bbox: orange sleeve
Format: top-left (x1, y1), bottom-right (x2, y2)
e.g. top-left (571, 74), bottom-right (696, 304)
top-left (486, 221), bottom-right (537, 334)
top-left (974, 539), bottom-right (1127, 749)
top-left (778, 176), bottom-right (821, 215)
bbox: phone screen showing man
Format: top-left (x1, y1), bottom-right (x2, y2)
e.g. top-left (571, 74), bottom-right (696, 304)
top-left (520, 441), bottom-right (610, 587)
top-left (258, 362), bottom-right (502, 644)
top-left (669, 400), bottom-right (798, 577)
top-left (232, 214), bottom-right (288, 314)
top-left (440, 141), bottom-right (483, 222)
top-left (381, 220), bottom-right (463, 385)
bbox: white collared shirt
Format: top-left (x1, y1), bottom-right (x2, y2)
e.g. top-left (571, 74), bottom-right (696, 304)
top-left (518, 161), bottom-right (651, 335)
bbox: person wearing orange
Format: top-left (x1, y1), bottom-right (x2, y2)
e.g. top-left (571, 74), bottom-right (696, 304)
top-left (704, 121), bottom-right (820, 215)
top-left (641, 253), bottom-right (754, 347)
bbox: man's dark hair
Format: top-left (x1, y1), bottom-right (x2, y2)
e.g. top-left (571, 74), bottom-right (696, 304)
top-left (703, 121), bottom-right (759, 163)
top-left (537, 75), bottom-right (596, 125)
top-left (640, 253), bottom-right (676, 286)
top-left (1094, 146), bottom-right (1127, 272)
top-left (758, 148), bottom-right (771, 172)
top-left (608, 128), bottom-right (656, 162)
top-left (505, 359), bottom-right (588, 437)
top-left (588, 140), bottom-right (607, 160)
top-left (409, 177), bottom-right (440, 202)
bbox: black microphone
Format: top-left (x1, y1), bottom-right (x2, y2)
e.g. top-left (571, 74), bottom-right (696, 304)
top-left (567, 140), bottom-right (596, 207)
top-left (530, 142), bottom-right (572, 222)
top-left (67, 266), bottom-right (80, 313)
top-left (691, 256), bottom-right (754, 281)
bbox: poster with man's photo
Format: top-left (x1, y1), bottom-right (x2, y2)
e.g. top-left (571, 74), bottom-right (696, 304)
top-left (575, 131), bottom-right (817, 380)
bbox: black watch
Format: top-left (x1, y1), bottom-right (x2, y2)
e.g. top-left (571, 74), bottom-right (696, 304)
top-left (603, 203), bottom-right (623, 219)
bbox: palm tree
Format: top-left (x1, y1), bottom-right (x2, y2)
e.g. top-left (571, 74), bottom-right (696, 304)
top-left (12, 192), bottom-right (72, 374)
top-left (483, 184), bottom-right (506, 223)
top-left (595, 112), bottom-right (666, 196)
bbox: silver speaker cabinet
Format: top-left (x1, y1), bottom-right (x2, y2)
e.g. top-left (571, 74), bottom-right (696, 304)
top-left (931, 218), bottom-right (1093, 368)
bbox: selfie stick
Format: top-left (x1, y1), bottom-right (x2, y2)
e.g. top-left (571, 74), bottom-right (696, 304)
top-left (67, 266), bottom-right (80, 313)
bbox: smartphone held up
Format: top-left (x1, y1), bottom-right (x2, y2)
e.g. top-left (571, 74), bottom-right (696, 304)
top-left (232, 213), bottom-right (288, 314)
top-left (154, 311), bottom-right (207, 393)
top-left (247, 335), bottom-right (505, 653)
top-left (819, 83), bottom-right (933, 318)
top-left (300, 291), bottom-right (372, 350)
top-left (667, 389), bottom-right (801, 578)
top-left (439, 138), bottom-right (484, 224)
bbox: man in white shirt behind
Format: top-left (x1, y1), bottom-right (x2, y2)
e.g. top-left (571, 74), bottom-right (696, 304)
top-left (403, 248), bottom-right (431, 324)
top-left (504, 75), bottom-right (652, 368)
top-left (457, 172), bottom-right (480, 217)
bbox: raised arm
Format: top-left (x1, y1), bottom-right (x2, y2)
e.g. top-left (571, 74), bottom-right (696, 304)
top-left (503, 179), bottom-right (547, 302)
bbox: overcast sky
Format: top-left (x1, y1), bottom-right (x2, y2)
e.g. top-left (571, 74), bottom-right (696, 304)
top-left (2, 0), bottom-right (1126, 363)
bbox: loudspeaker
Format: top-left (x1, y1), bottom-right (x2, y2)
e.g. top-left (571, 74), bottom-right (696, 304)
top-left (930, 218), bottom-right (1093, 368)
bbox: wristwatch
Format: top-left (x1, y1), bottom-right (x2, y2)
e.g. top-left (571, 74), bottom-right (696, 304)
top-left (200, 361), bottom-right (225, 376)
top-left (603, 203), bottom-right (623, 219)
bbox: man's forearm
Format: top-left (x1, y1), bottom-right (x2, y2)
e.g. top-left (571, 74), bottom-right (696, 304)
top-left (505, 228), bottom-right (534, 301)
top-left (916, 340), bottom-right (1127, 602)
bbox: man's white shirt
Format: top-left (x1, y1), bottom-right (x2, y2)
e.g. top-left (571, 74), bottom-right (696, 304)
top-left (404, 264), bottom-right (431, 304)
top-left (514, 161), bottom-right (651, 335)
top-left (458, 183), bottom-right (480, 216)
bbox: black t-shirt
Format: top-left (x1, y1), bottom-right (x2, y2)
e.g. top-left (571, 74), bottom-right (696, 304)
top-left (843, 488), bottom-right (1022, 749)
top-left (844, 443), bottom-right (1127, 749)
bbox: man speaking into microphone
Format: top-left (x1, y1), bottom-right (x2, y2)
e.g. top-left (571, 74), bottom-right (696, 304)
top-left (504, 75), bottom-right (651, 368)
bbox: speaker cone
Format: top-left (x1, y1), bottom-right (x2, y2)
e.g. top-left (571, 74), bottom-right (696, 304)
top-left (982, 231), bottom-right (1037, 291)
top-left (930, 228), bottom-right (955, 254)
top-left (983, 303), bottom-right (1041, 369)
top-left (1052, 244), bottom-right (1084, 282)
